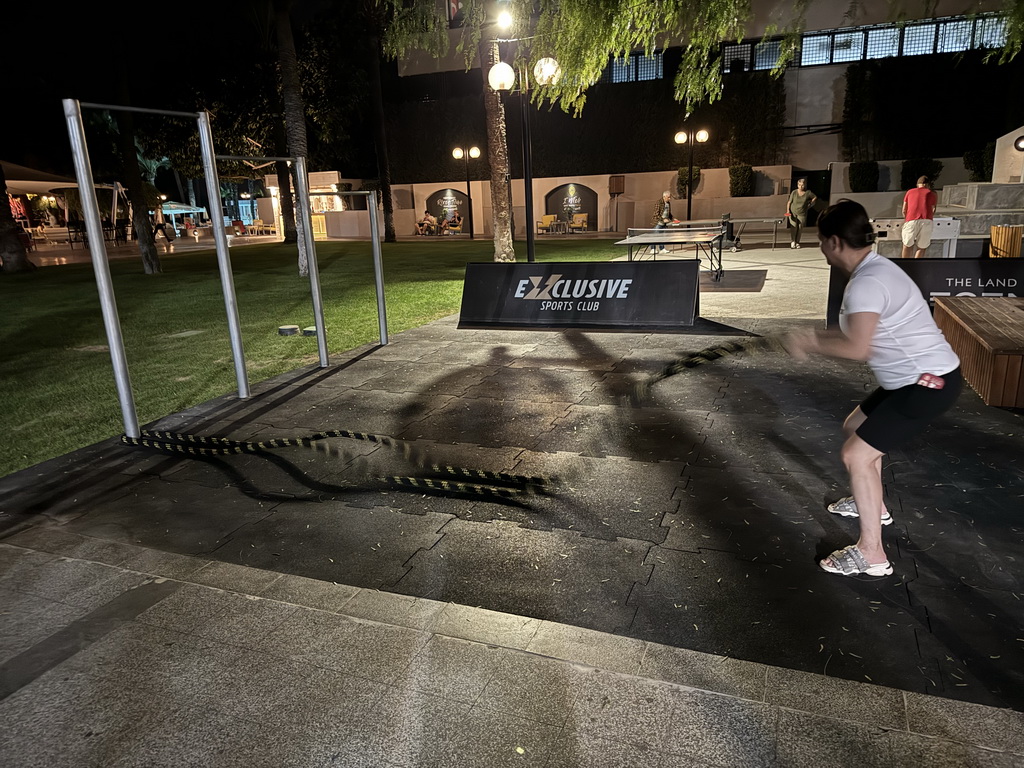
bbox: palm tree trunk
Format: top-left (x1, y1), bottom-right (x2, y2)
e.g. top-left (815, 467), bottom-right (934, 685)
top-left (115, 111), bottom-right (162, 274)
top-left (275, 0), bottom-right (310, 277)
top-left (367, 35), bottom-right (396, 243)
top-left (270, 118), bottom-right (298, 243)
top-left (0, 165), bottom-right (36, 274)
top-left (483, 41), bottom-right (515, 262)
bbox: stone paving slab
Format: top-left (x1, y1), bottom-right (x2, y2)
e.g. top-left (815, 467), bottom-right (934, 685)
top-left (396, 520), bottom-right (653, 634)
top-left (0, 533), bottom-right (1023, 767)
top-left (537, 403), bottom-right (711, 462)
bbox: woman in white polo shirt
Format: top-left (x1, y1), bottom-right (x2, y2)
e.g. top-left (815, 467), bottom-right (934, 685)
top-left (784, 199), bottom-right (961, 577)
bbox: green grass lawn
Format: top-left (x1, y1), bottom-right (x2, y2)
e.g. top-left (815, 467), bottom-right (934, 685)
top-left (0, 237), bottom-right (619, 478)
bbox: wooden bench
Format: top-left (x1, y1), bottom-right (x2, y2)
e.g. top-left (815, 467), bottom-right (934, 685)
top-left (933, 296), bottom-right (1024, 407)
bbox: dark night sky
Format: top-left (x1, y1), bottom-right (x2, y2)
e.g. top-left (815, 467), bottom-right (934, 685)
top-left (2, 1), bottom-right (330, 176)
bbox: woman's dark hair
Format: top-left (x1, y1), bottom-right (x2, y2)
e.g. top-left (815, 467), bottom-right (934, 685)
top-left (817, 198), bottom-right (876, 248)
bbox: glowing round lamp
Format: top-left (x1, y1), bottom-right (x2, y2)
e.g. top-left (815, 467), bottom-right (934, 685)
top-left (452, 147), bottom-right (464, 160)
top-left (674, 131), bottom-right (688, 145)
top-left (469, 146), bottom-right (481, 159)
top-left (1014, 135), bottom-right (1024, 152)
top-left (488, 62), bottom-right (516, 91)
top-left (695, 129), bottom-right (710, 143)
top-left (533, 57), bottom-right (562, 86)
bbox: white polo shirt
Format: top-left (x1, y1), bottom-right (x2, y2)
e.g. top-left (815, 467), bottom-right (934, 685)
top-left (840, 252), bottom-right (960, 389)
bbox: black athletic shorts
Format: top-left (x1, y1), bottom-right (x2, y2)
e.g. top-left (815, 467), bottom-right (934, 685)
top-left (856, 367), bottom-right (962, 453)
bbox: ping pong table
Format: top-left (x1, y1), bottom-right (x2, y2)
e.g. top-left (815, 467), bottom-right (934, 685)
top-left (616, 224), bottom-right (725, 280)
top-left (674, 215), bottom-right (788, 251)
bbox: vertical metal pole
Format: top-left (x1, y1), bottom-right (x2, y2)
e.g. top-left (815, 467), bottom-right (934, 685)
top-left (293, 157), bottom-right (329, 368)
top-left (368, 190), bottom-right (389, 346)
top-left (687, 138), bottom-right (694, 222)
top-left (521, 74), bottom-right (536, 262)
top-left (62, 99), bottom-right (139, 438)
top-left (465, 159), bottom-right (475, 239)
top-left (197, 111), bottom-right (250, 398)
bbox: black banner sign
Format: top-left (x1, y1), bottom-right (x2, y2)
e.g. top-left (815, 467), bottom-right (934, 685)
top-left (827, 258), bottom-right (1024, 326)
top-left (459, 261), bottom-right (699, 330)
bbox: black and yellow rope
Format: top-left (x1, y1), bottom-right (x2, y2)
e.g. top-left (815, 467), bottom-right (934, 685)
top-left (121, 428), bottom-right (553, 500)
top-left (630, 336), bottom-right (784, 404)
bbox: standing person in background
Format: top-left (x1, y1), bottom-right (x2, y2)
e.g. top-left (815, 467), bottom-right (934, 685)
top-left (650, 190), bottom-right (674, 255)
top-left (786, 178), bottom-right (818, 249)
top-left (783, 200), bottom-right (961, 578)
top-left (901, 176), bottom-right (938, 259)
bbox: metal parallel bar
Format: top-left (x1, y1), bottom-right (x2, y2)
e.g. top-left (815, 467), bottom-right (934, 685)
top-left (197, 111), bottom-right (250, 398)
top-left (79, 102), bottom-right (198, 119)
top-left (215, 155), bottom-right (294, 162)
top-left (63, 99), bottom-right (140, 438)
top-left (307, 191), bottom-right (371, 197)
top-left (367, 190), bottom-right (389, 346)
top-left (293, 158), bottom-right (329, 368)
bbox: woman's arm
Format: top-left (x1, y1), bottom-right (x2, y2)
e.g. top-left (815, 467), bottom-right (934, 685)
top-left (784, 312), bottom-right (879, 361)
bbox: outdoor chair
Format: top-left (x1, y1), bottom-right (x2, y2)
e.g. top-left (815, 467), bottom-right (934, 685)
top-left (569, 213), bottom-right (588, 233)
top-left (537, 214), bottom-right (557, 234)
top-left (446, 220), bottom-right (463, 235)
top-left (250, 218), bottom-right (266, 235)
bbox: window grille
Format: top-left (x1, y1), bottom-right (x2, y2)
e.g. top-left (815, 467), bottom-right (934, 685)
top-left (975, 16), bottom-right (1007, 48)
top-left (721, 44), bottom-right (751, 72)
top-left (866, 28), bottom-right (900, 59)
top-left (800, 34), bottom-right (832, 66)
top-left (902, 23), bottom-right (937, 56)
top-left (636, 54), bottom-right (663, 80)
top-left (833, 31), bottom-right (865, 62)
top-left (610, 57), bottom-right (634, 82)
top-left (937, 19), bottom-right (973, 52)
top-left (599, 51), bottom-right (664, 83)
top-left (754, 40), bottom-right (782, 70)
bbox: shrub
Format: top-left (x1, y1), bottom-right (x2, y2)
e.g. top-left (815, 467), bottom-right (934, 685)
top-left (900, 158), bottom-right (943, 189)
top-left (729, 165), bottom-right (755, 197)
top-left (963, 143), bottom-right (996, 183)
top-left (848, 161), bottom-right (879, 193)
top-left (676, 166), bottom-right (702, 199)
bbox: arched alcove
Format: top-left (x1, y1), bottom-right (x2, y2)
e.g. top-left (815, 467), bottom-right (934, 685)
top-left (544, 183), bottom-right (597, 230)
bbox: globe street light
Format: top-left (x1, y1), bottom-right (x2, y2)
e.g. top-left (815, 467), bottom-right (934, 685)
top-left (452, 145), bottom-right (481, 238)
top-left (488, 54), bottom-right (560, 263)
top-left (674, 128), bottom-right (710, 221)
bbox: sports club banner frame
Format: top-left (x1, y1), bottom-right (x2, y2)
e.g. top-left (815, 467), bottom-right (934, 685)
top-left (458, 260), bottom-right (699, 331)
top-left (826, 258), bottom-right (1024, 327)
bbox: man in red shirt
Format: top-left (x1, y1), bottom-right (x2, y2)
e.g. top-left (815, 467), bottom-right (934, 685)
top-left (901, 176), bottom-right (938, 259)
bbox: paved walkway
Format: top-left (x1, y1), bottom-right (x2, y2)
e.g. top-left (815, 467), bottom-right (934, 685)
top-left (26, 232), bottom-right (279, 267)
top-left (2, 246), bottom-right (1023, 766)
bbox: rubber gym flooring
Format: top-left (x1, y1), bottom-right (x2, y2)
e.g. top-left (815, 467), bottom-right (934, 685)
top-left (2, 315), bottom-right (1022, 711)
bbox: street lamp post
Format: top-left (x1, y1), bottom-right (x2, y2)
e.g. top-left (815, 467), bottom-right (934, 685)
top-left (674, 128), bottom-right (710, 221)
top-left (452, 145), bottom-right (481, 238)
top-left (489, 55), bottom-right (561, 263)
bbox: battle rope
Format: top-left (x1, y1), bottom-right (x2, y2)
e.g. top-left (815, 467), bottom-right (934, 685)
top-left (121, 429), bottom-right (554, 500)
top-left (630, 336), bottom-right (786, 405)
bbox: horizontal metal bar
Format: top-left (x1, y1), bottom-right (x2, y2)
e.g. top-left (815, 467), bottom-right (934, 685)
top-left (216, 155), bottom-right (294, 162)
top-left (79, 102), bottom-right (199, 119)
top-left (307, 191), bottom-right (371, 197)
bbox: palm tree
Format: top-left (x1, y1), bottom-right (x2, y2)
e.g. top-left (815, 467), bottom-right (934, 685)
top-left (274, 0), bottom-right (311, 277)
top-left (114, 108), bottom-right (163, 274)
top-left (481, 41), bottom-right (515, 261)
